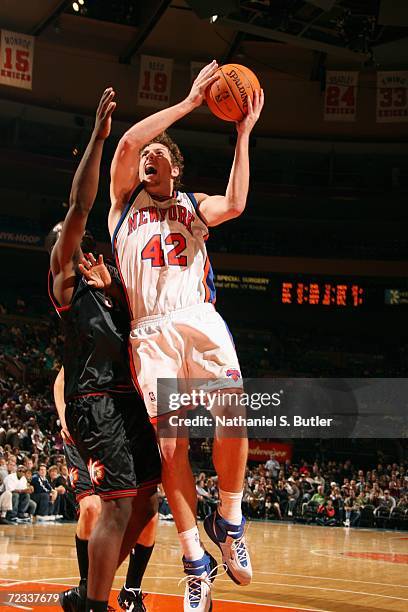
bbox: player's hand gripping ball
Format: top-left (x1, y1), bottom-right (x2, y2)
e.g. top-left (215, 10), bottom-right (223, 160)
top-left (205, 64), bottom-right (261, 122)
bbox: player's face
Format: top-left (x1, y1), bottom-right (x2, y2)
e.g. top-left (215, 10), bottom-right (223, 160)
top-left (139, 143), bottom-right (179, 189)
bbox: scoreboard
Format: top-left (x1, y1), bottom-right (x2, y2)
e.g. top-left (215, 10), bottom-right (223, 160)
top-left (281, 281), bottom-right (364, 307)
top-left (214, 273), bottom-right (404, 309)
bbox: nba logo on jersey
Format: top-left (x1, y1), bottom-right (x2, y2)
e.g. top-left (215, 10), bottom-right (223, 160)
top-left (149, 391), bottom-right (156, 402)
top-left (226, 369), bottom-right (241, 382)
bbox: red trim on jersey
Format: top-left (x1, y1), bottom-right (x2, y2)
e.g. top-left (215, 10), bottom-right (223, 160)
top-left (99, 488), bottom-right (138, 500)
top-left (76, 489), bottom-right (95, 503)
top-left (47, 269), bottom-right (71, 316)
top-left (113, 239), bottom-right (134, 321)
top-left (137, 477), bottom-right (161, 490)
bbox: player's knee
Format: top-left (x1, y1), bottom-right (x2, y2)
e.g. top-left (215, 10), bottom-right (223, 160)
top-left (79, 495), bottom-right (101, 534)
top-left (101, 497), bottom-right (133, 533)
top-left (159, 437), bottom-right (189, 465)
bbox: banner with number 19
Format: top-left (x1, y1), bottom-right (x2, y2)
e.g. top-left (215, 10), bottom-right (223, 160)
top-left (137, 54), bottom-right (173, 109)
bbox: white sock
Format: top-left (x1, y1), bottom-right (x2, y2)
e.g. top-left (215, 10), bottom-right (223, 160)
top-left (218, 489), bottom-right (243, 525)
top-left (178, 526), bottom-right (204, 561)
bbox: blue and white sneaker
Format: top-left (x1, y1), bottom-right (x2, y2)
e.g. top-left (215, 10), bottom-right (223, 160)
top-left (181, 551), bottom-right (217, 612)
top-left (204, 510), bottom-right (252, 586)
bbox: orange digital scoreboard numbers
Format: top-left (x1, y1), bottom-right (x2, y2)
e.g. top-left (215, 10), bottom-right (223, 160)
top-left (281, 282), bottom-right (364, 307)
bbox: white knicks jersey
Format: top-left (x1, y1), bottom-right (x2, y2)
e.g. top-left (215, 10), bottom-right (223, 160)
top-left (112, 186), bottom-right (216, 321)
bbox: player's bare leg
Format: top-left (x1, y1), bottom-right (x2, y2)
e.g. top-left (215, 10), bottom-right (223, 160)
top-left (117, 487), bottom-right (158, 611)
top-left (77, 495), bottom-right (101, 539)
top-left (86, 497), bottom-right (133, 608)
top-left (160, 436), bottom-right (197, 531)
top-left (158, 435), bottom-right (217, 612)
top-left (204, 390), bottom-right (252, 586)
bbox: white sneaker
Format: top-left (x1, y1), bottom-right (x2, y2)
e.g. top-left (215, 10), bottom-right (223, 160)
top-left (344, 519), bottom-right (350, 528)
top-left (203, 511), bottom-right (252, 586)
top-left (181, 551), bottom-right (217, 612)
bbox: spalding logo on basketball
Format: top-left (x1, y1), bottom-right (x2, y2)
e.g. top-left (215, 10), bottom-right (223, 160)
top-left (205, 64), bottom-right (261, 122)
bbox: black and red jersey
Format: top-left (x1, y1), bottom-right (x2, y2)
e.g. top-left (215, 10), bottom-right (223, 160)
top-left (48, 271), bottom-right (135, 402)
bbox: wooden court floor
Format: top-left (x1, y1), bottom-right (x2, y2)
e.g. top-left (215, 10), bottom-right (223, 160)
top-left (0, 520), bottom-right (407, 611)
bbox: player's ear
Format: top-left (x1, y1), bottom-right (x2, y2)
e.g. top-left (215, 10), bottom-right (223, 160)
top-left (171, 165), bottom-right (180, 179)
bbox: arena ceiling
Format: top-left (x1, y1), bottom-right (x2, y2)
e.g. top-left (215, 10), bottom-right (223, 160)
top-left (1, 0), bottom-right (408, 69)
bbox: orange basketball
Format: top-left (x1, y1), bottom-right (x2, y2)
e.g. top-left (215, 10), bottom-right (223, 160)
top-left (205, 64), bottom-right (261, 122)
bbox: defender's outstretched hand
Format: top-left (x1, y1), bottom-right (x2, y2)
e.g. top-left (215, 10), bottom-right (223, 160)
top-left (94, 87), bottom-right (116, 140)
top-left (79, 253), bottom-right (112, 289)
top-left (236, 89), bottom-right (264, 135)
top-left (186, 60), bottom-right (220, 108)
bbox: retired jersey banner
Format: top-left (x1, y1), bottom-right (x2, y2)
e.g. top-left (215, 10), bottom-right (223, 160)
top-left (137, 55), bottom-right (173, 108)
top-left (324, 71), bottom-right (358, 122)
top-left (377, 71), bottom-right (408, 123)
top-left (0, 30), bottom-right (34, 90)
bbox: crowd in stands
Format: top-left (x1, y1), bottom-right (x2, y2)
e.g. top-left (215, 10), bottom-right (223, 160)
top-left (1, 312), bottom-right (408, 530)
top-left (238, 453), bottom-right (408, 529)
top-left (183, 442), bottom-right (408, 529)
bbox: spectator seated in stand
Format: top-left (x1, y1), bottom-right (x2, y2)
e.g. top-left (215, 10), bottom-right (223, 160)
top-left (374, 489), bottom-right (396, 527)
top-left (3, 463), bottom-right (35, 523)
top-left (48, 464), bottom-right (75, 521)
top-left (343, 491), bottom-right (361, 527)
top-left (31, 463), bottom-right (57, 521)
top-left (316, 499), bottom-right (337, 526)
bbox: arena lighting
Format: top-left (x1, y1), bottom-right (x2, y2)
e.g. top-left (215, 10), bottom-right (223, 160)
top-left (78, 0), bottom-right (84, 4)
top-left (210, 15), bottom-right (219, 24)
top-left (72, 2), bottom-right (79, 12)
top-left (186, 0), bottom-right (239, 20)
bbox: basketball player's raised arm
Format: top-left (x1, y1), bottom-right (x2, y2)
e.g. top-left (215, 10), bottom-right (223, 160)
top-left (52, 88), bottom-right (116, 276)
top-left (53, 367), bottom-right (71, 442)
top-left (195, 89), bottom-right (264, 227)
top-left (109, 61), bottom-right (220, 233)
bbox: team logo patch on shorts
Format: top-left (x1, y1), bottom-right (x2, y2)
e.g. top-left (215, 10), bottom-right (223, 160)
top-left (87, 459), bottom-right (105, 486)
top-left (226, 368), bottom-right (241, 381)
top-left (68, 467), bottom-right (79, 489)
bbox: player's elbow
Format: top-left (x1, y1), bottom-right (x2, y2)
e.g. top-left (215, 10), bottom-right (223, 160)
top-left (69, 196), bottom-right (93, 216)
top-left (118, 133), bottom-right (142, 157)
top-left (227, 199), bottom-right (246, 218)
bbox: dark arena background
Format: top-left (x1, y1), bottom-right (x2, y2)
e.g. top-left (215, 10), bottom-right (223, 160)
top-left (0, 1), bottom-right (408, 611)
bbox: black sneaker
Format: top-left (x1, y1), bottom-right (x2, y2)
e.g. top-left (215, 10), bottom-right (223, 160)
top-left (59, 586), bottom-right (85, 612)
top-left (117, 586), bottom-right (146, 612)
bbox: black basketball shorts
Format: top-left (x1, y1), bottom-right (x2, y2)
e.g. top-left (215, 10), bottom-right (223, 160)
top-left (63, 440), bottom-right (95, 503)
top-left (65, 393), bottom-right (161, 500)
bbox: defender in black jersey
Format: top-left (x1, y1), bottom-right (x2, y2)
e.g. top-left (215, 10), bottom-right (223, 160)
top-left (48, 266), bottom-right (160, 499)
top-left (48, 89), bottom-right (160, 612)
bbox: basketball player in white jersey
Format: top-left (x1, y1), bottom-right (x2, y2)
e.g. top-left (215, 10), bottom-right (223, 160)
top-left (109, 60), bottom-right (264, 612)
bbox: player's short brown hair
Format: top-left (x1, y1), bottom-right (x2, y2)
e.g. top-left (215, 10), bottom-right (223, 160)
top-left (142, 132), bottom-right (184, 190)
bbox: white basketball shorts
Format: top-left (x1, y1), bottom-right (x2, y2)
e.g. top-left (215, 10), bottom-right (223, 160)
top-left (128, 303), bottom-right (242, 420)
